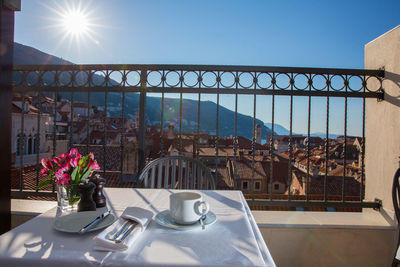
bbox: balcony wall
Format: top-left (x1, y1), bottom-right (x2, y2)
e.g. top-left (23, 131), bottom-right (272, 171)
top-left (365, 25), bottom-right (400, 213)
top-left (254, 210), bottom-right (397, 267)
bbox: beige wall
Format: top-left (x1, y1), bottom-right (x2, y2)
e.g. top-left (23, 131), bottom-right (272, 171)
top-left (365, 25), bottom-right (400, 211)
top-left (260, 227), bottom-right (395, 267)
top-left (254, 210), bottom-right (398, 267)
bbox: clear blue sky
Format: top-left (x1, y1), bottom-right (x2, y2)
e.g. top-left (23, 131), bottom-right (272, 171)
top-left (14, 0), bottom-right (400, 137)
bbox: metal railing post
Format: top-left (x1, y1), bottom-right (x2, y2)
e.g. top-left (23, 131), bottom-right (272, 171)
top-left (138, 69), bottom-right (147, 174)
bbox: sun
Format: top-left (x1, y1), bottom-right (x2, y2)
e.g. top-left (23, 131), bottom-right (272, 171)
top-left (41, 0), bottom-right (103, 51)
top-left (62, 10), bottom-right (89, 35)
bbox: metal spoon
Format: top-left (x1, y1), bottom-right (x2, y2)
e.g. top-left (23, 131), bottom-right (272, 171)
top-left (199, 214), bottom-right (206, 230)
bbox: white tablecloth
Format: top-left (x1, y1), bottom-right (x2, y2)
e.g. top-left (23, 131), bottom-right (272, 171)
top-left (0, 188), bottom-right (275, 267)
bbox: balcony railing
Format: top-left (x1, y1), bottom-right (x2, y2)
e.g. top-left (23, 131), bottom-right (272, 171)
top-left (11, 64), bottom-right (385, 210)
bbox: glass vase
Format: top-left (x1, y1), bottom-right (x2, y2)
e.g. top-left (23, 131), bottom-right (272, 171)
top-left (57, 184), bottom-right (80, 212)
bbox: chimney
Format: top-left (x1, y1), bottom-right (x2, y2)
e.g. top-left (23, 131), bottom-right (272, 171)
top-left (167, 125), bottom-right (175, 140)
top-left (255, 124), bottom-right (261, 144)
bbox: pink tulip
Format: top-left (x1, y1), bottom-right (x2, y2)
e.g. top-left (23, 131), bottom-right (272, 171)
top-left (88, 158), bottom-right (101, 171)
top-left (69, 148), bottom-right (82, 167)
top-left (55, 169), bottom-right (71, 185)
top-left (54, 153), bottom-right (71, 171)
top-left (41, 158), bottom-right (53, 170)
top-left (89, 152), bottom-right (95, 160)
top-left (69, 148), bottom-right (80, 158)
top-left (40, 168), bottom-right (49, 176)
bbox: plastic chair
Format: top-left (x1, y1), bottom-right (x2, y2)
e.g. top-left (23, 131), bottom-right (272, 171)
top-left (392, 168), bottom-right (400, 267)
top-left (138, 156), bottom-right (216, 190)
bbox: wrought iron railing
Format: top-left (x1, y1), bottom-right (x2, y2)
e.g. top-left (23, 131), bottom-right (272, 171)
top-left (11, 64), bottom-right (385, 210)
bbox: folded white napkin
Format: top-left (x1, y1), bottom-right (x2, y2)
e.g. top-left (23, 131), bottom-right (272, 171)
top-left (93, 207), bottom-right (154, 251)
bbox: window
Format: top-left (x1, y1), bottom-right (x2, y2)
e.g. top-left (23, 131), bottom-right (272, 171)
top-left (28, 135), bottom-right (32, 154)
top-left (33, 135), bottom-right (38, 154)
top-left (273, 184), bottom-right (279, 190)
top-left (254, 181), bottom-right (261, 191)
top-left (242, 181), bottom-right (248, 190)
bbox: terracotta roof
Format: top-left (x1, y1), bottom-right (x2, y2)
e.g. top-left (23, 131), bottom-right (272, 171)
top-left (214, 167), bottom-right (233, 189)
top-left (199, 147), bottom-right (235, 157)
top-left (261, 160), bottom-right (289, 184)
top-left (292, 171), bottom-right (362, 198)
top-left (235, 160), bottom-right (266, 180)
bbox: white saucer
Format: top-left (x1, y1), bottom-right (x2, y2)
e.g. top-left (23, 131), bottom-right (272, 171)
top-left (155, 210), bottom-right (217, 231)
top-left (54, 211), bottom-right (115, 233)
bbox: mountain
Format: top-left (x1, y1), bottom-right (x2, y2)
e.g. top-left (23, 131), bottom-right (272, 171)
top-left (310, 132), bottom-right (341, 139)
top-left (13, 43), bottom-right (272, 139)
top-left (264, 121), bottom-right (341, 139)
top-left (14, 42), bottom-right (73, 65)
top-left (264, 122), bottom-right (294, 136)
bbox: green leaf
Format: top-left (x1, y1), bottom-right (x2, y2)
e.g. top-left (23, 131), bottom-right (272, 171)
top-left (71, 167), bottom-right (79, 182)
top-left (83, 169), bottom-right (92, 180)
top-left (36, 179), bottom-right (54, 189)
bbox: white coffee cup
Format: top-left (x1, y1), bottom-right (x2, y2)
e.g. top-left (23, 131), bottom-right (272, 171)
top-left (169, 192), bottom-right (210, 225)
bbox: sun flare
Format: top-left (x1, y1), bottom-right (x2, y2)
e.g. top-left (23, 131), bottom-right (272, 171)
top-left (62, 10), bottom-right (89, 35)
top-left (41, 0), bottom-right (103, 51)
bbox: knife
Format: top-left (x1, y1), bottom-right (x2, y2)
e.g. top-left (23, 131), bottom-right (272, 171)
top-left (110, 220), bottom-right (131, 241)
top-left (79, 210), bottom-right (111, 234)
top-left (115, 221), bottom-right (137, 243)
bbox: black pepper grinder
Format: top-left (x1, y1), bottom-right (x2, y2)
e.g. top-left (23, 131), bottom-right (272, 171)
top-left (90, 174), bottom-right (107, 208)
top-left (77, 181), bottom-right (97, 212)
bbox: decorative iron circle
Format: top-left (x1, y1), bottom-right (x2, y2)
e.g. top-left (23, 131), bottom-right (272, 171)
top-left (329, 75), bottom-right (346, 91)
top-left (59, 71), bottom-right (73, 86)
top-left (182, 71), bottom-right (199, 87)
top-left (91, 71), bottom-right (107, 86)
top-left (275, 73), bottom-right (291, 90)
top-left (310, 74), bottom-right (328, 91)
top-left (75, 71), bottom-right (89, 87)
top-left (293, 73), bottom-right (309, 90)
top-left (164, 71), bottom-right (181, 87)
top-left (347, 75), bottom-right (363, 92)
top-left (147, 71), bottom-right (163, 87)
top-left (26, 71), bottom-right (39, 86)
top-left (41, 71), bottom-right (56, 86)
top-left (200, 71), bottom-right (218, 88)
top-left (125, 70), bottom-right (141, 86)
top-left (108, 71), bottom-right (125, 86)
top-left (219, 72), bottom-right (236, 88)
top-left (237, 72), bottom-right (255, 89)
top-left (256, 72), bottom-right (273, 89)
